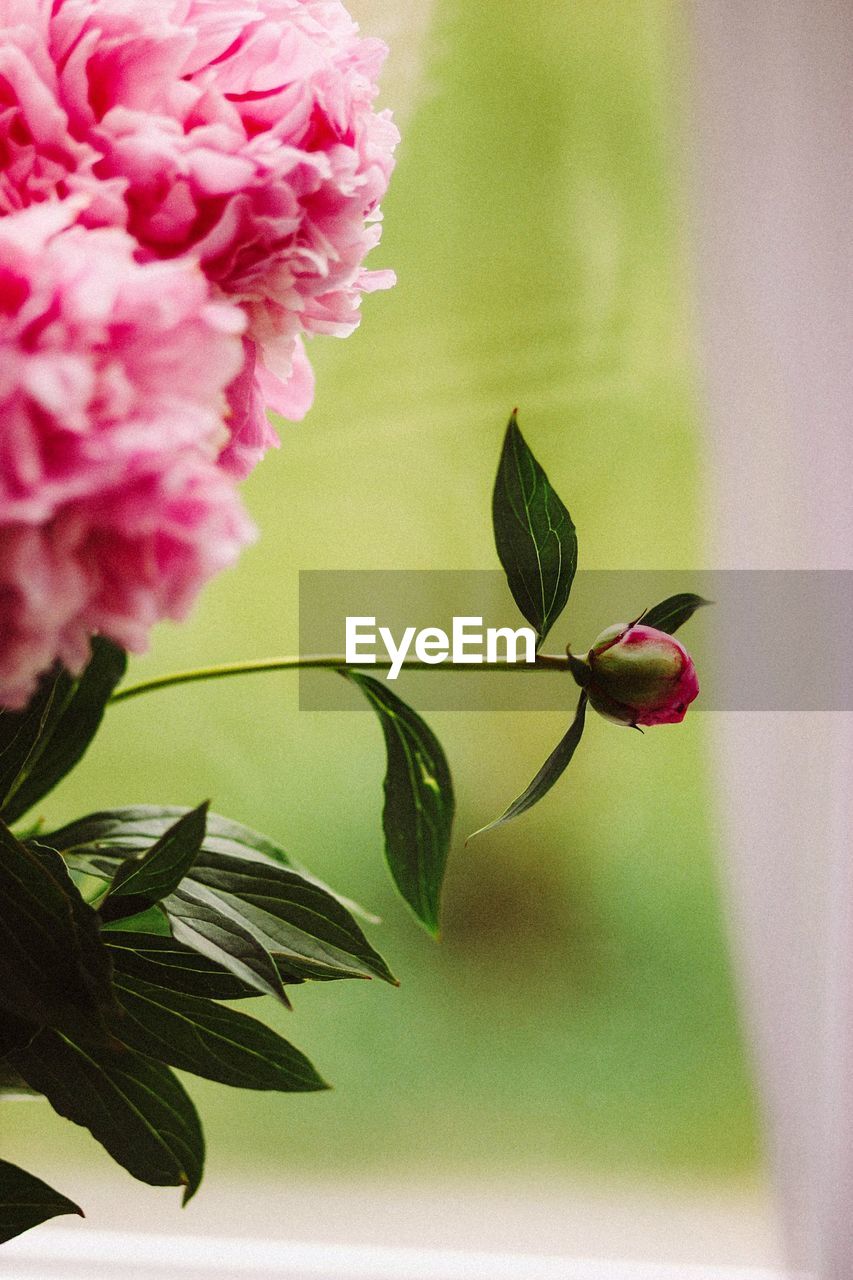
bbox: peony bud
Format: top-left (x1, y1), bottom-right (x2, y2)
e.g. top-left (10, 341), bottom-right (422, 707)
top-left (571, 622), bottom-right (699, 727)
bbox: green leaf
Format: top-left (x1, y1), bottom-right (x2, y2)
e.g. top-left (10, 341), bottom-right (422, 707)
top-left (48, 808), bottom-right (396, 993)
top-left (99, 900), bottom-right (344, 993)
top-left (1, 639), bottom-right (127, 826)
top-left (104, 932), bottom-right (262, 1000)
top-left (80, 854), bottom-right (376, 996)
top-left (101, 906), bottom-right (173, 936)
top-left (492, 413), bottom-right (577, 647)
top-left (150, 892), bottom-right (291, 1006)
top-left (0, 1160), bottom-right (83, 1243)
top-left (113, 974), bottom-right (328, 1092)
top-left (469, 692), bottom-right (588, 839)
top-left (50, 806), bottom-right (291, 862)
top-left (0, 822), bottom-right (114, 1026)
top-left (101, 804), bottom-right (208, 921)
top-left (9, 1027), bottom-right (204, 1203)
top-left (0, 669), bottom-right (70, 814)
top-left (0, 1010), bottom-right (38, 1058)
top-left (0, 1023), bottom-right (41, 1095)
top-left (47, 807), bottom-right (379, 924)
top-left (641, 593), bottom-right (712, 635)
top-left (164, 858), bottom-right (397, 985)
top-left (344, 672), bottom-right (454, 937)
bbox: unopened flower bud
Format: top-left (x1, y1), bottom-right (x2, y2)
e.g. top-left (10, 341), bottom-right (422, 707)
top-left (572, 622), bottom-right (699, 727)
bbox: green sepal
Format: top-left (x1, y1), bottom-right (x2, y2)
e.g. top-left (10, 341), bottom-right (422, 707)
top-left (641, 593), bottom-right (712, 635)
top-left (469, 691), bottom-right (588, 839)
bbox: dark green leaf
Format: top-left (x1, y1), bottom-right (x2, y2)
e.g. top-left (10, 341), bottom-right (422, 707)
top-left (97, 895), bottom-right (342, 992)
top-left (84, 855), bottom-right (362, 998)
top-left (0, 669), bottom-right (70, 814)
top-left (50, 806), bottom-right (289, 862)
top-left (344, 673), bottom-right (454, 937)
top-left (0, 1016), bottom-right (41, 1096)
top-left (1, 639), bottom-right (127, 826)
top-left (0, 1161), bottom-right (83, 1243)
top-left (0, 822), bottom-right (114, 1026)
top-left (47, 806), bottom-right (379, 924)
top-left (469, 692), bottom-right (588, 839)
top-left (101, 804), bottom-right (208, 921)
top-left (105, 932), bottom-right (261, 1000)
top-left (48, 808), bottom-right (395, 992)
top-left (0, 1009), bottom-right (38, 1058)
top-left (158, 891), bottom-right (291, 1006)
top-left (492, 413), bottom-right (577, 646)
top-left (641, 593), bottom-right (712, 635)
top-left (9, 1027), bottom-right (204, 1203)
top-left (113, 974), bottom-right (327, 1092)
top-left (164, 858), bottom-right (397, 985)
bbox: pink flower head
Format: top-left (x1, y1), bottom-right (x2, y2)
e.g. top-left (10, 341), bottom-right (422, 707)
top-left (10, 0), bottom-right (398, 470)
top-left (221, 333), bottom-right (315, 478)
top-left (0, 200), bottom-right (254, 709)
top-left (0, 0), bottom-right (127, 223)
top-left (582, 622), bottom-right (700, 728)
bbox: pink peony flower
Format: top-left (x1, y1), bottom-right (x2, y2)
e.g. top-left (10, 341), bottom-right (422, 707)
top-left (0, 0), bottom-right (127, 224)
top-left (221, 334), bottom-right (315, 478)
top-left (0, 200), bottom-right (254, 709)
top-left (0, 0), bottom-right (398, 472)
top-left (579, 622), bottom-right (700, 728)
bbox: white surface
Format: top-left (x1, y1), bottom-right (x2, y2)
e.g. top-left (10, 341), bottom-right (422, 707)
top-left (0, 1228), bottom-right (798, 1280)
top-left (0, 1171), bottom-right (784, 1270)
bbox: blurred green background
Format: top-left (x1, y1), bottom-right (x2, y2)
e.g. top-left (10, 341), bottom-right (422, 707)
top-left (11, 0), bottom-right (758, 1191)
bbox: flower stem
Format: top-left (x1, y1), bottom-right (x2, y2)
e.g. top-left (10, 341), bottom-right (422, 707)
top-left (110, 652), bottom-right (571, 704)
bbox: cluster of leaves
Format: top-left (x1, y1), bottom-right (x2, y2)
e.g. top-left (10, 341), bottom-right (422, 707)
top-left (0, 412), bottom-right (707, 1246)
top-left (0, 644), bottom-right (397, 1242)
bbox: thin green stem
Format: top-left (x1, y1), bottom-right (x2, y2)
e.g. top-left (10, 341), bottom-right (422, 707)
top-left (110, 652), bottom-right (571, 705)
